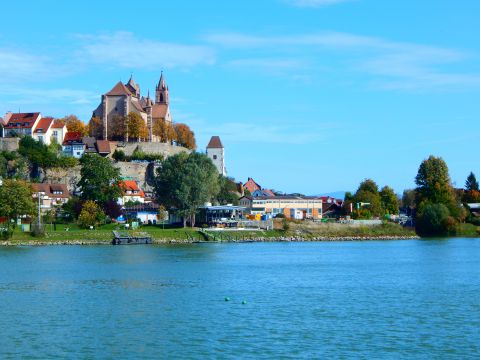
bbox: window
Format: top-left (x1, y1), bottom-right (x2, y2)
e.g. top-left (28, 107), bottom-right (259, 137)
top-left (38, 136), bottom-right (43, 143)
top-left (53, 131), bottom-right (58, 137)
top-left (213, 155), bottom-right (217, 160)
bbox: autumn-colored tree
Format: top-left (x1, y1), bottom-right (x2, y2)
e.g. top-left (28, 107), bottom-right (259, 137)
top-left (109, 115), bottom-right (127, 141)
top-left (78, 200), bottom-right (106, 228)
top-left (153, 119), bottom-right (176, 143)
top-left (126, 112), bottom-right (148, 142)
top-left (175, 123), bottom-right (196, 150)
top-left (59, 115), bottom-right (88, 136)
top-left (88, 116), bottom-right (103, 139)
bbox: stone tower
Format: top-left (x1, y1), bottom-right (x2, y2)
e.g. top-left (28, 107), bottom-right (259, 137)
top-left (155, 72), bottom-right (169, 105)
top-left (206, 136), bottom-right (226, 176)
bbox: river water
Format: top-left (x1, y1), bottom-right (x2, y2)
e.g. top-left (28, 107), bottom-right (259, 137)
top-left (0, 238), bottom-right (478, 359)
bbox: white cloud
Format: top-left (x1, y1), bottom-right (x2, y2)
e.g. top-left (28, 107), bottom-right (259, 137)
top-left (77, 32), bottom-right (215, 69)
top-left (285, 0), bottom-right (351, 7)
top-left (0, 49), bottom-right (54, 83)
top-left (204, 31), bottom-right (480, 90)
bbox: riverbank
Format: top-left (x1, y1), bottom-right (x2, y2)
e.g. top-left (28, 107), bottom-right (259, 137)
top-left (0, 221), bottom-right (421, 245)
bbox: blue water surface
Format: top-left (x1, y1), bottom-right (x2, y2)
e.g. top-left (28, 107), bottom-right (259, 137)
top-left (0, 238), bottom-right (479, 359)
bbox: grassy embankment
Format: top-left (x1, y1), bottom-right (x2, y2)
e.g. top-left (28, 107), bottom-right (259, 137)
top-left (4, 220), bottom-right (419, 245)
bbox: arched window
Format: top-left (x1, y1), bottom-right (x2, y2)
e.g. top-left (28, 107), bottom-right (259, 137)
top-left (160, 93), bottom-right (164, 102)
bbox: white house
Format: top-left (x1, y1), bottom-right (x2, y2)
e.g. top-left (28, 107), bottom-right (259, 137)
top-left (62, 132), bottom-right (86, 158)
top-left (117, 180), bottom-right (145, 206)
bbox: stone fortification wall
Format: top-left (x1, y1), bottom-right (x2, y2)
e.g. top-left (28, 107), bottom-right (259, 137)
top-left (115, 142), bottom-right (190, 157)
top-left (44, 166), bottom-right (82, 193)
top-left (114, 161), bottom-right (158, 193)
top-left (0, 137), bottom-right (20, 151)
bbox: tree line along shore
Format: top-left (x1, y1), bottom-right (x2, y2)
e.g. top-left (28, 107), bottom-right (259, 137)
top-left (0, 128), bottom-right (479, 243)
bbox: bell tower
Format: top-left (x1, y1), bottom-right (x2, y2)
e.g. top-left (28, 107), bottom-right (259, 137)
top-left (155, 71), bottom-right (169, 105)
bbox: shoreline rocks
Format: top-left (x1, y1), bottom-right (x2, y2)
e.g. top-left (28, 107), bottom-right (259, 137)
top-left (1, 235), bottom-right (421, 246)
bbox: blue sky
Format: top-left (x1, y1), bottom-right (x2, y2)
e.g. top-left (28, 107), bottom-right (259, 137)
top-left (1, 0), bottom-right (479, 195)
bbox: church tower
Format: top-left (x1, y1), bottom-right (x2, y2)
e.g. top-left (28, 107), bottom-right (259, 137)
top-left (155, 72), bottom-right (169, 105)
top-left (206, 136), bottom-right (226, 176)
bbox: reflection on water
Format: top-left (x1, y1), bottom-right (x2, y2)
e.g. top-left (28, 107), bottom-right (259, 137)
top-left (0, 239), bottom-right (479, 358)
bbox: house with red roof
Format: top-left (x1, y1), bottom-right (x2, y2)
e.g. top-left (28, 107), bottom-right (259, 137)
top-left (243, 177), bottom-right (262, 194)
top-left (3, 112), bottom-right (42, 138)
top-left (62, 132), bottom-right (85, 158)
top-left (32, 117), bottom-right (54, 144)
top-left (50, 121), bottom-right (67, 145)
top-left (117, 180), bottom-right (145, 206)
top-left (32, 183), bottom-right (70, 211)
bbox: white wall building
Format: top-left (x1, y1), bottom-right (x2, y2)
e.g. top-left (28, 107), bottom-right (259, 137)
top-left (206, 136), bottom-right (226, 176)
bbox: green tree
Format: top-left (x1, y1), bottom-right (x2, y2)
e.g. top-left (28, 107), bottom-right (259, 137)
top-left (0, 179), bottom-right (35, 234)
top-left (78, 200), bottom-right (105, 228)
top-left (353, 179), bottom-right (383, 218)
top-left (465, 172), bottom-right (479, 191)
top-left (78, 154), bottom-right (122, 205)
top-left (415, 156), bottom-right (465, 235)
top-left (217, 176), bottom-right (240, 205)
top-left (380, 186), bottom-right (399, 215)
top-left (154, 152), bottom-right (220, 227)
top-left (415, 156), bottom-right (456, 208)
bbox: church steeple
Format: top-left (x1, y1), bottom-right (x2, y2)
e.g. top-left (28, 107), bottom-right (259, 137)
top-left (126, 75), bottom-right (140, 98)
top-left (155, 71), bottom-right (169, 105)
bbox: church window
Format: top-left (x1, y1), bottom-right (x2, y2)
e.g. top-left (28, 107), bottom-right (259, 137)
top-left (160, 93), bottom-right (164, 102)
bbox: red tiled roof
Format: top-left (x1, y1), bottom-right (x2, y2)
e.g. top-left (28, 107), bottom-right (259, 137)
top-left (33, 117), bottom-right (54, 134)
top-left (207, 136), bottom-right (223, 149)
top-left (31, 183), bottom-right (70, 198)
top-left (152, 104), bottom-right (168, 119)
top-left (131, 99), bottom-right (145, 113)
top-left (95, 140), bottom-right (111, 154)
top-left (4, 112), bottom-right (41, 129)
top-left (63, 131), bottom-right (83, 144)
top-left (51, 120), bottom-right (66, 129)
top-left (105, 81), bottom-right (132, 96)
top-left (262, 189), bottom-right (276, 197)
top-left (244, 178), bottom-right (261, 193)
top-left (119, 180), bottom-right (145, 198)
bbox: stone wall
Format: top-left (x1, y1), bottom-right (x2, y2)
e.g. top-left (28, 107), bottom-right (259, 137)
top-left (0, 137), bottom-right (20, 152)
top-left (44, 166), bottom-right (82, 193)
top-left (115, 141), bottom-right (190, 157)
top-left (114, 161), bottom-right (158, 193)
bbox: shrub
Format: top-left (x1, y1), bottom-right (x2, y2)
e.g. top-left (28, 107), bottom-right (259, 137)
top-left (416, 203), bottom-right (455, 237)
top-left (112, 149), bottom-right (126, 162)
top-left (30, 224), bottom-right (45, 237)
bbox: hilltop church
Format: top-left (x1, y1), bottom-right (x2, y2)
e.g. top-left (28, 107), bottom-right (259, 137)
top-left (92, 73), bottom-right (172, 141)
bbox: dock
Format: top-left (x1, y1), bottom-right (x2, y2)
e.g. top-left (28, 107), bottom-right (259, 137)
top-left (112, 230), bottom-right (152, 245)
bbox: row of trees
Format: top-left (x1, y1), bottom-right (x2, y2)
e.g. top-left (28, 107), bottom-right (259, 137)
top-left (344, 179), bottom-right (399, 219)
top-left (87, 113), bottom-right (197, 150)
top-left (397, 157), bottom-right (477, 236)
top-left (344, 156), bottom-right (480, 237)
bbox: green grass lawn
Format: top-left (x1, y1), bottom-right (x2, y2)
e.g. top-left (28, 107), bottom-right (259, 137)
top-left (7, 223), bottom-right (207, 243)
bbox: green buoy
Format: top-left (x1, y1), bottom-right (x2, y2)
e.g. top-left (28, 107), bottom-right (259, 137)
top-left (225, 297), bottom-right (231, 302)
top-left (242, 300), bottom-right (247, 305)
